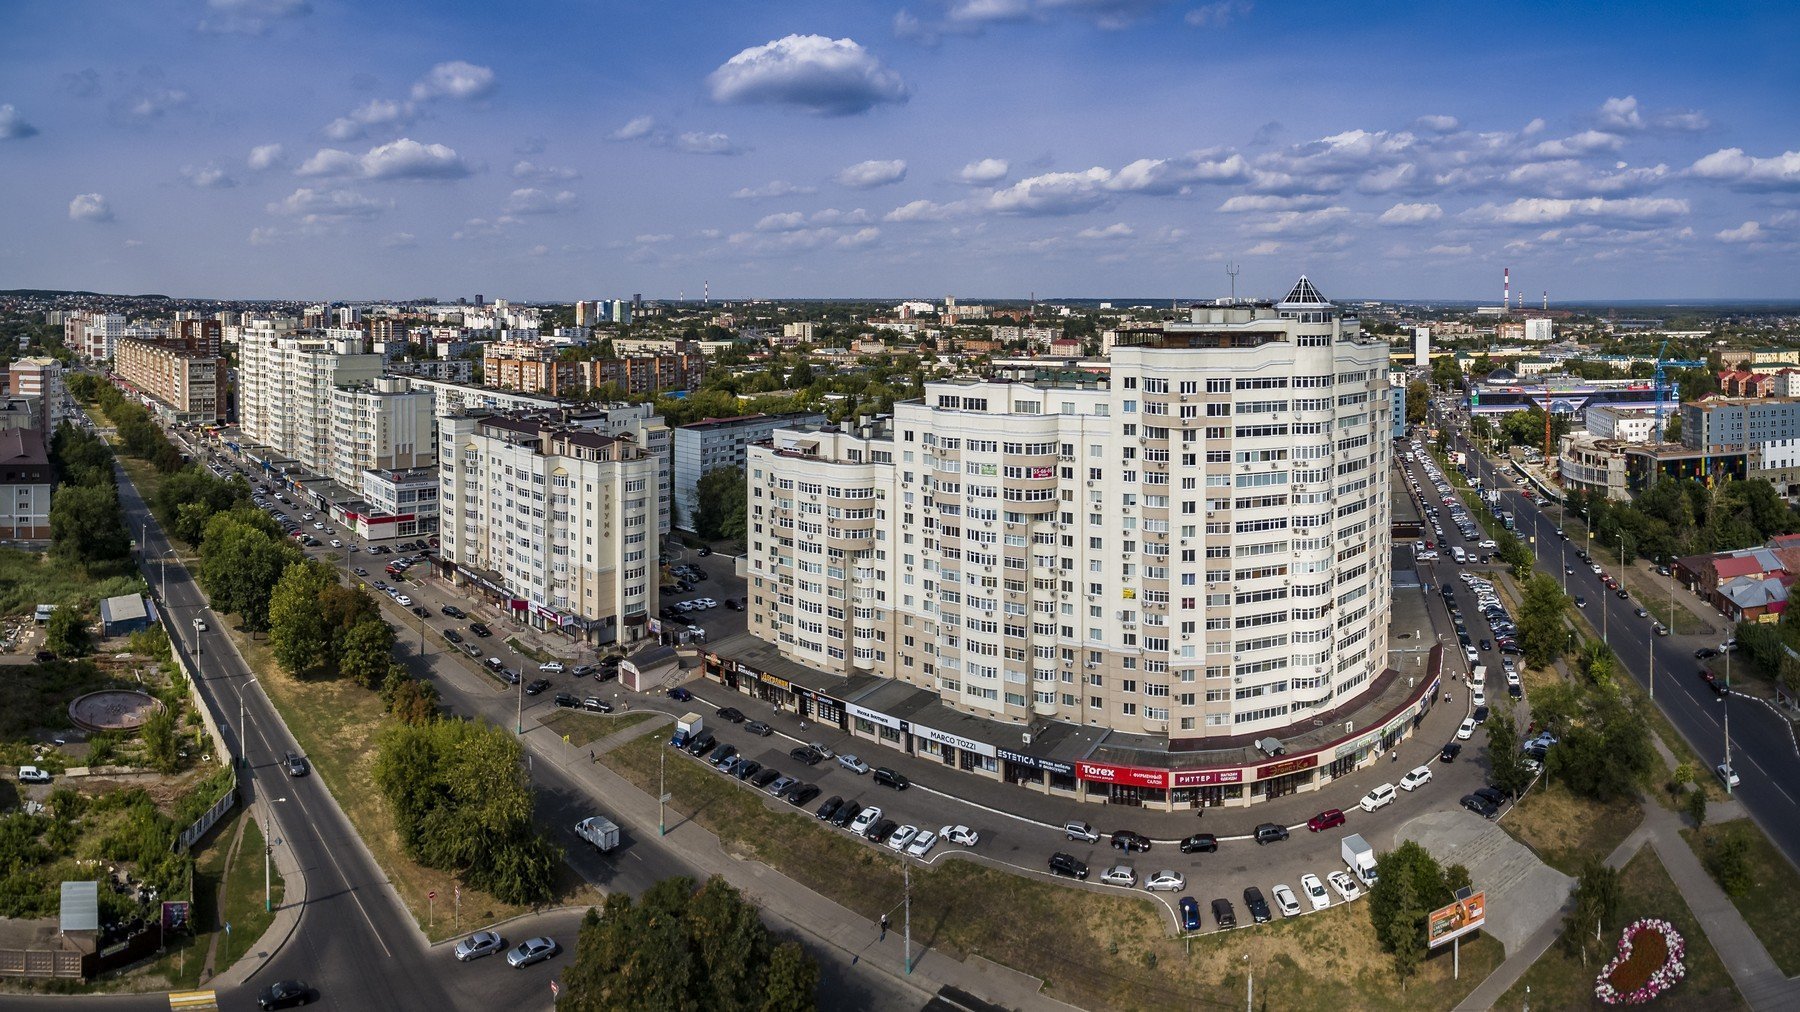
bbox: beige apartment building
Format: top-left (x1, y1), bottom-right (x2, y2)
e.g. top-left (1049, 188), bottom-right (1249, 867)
top-left (114, 338), bottom-right (227, 424)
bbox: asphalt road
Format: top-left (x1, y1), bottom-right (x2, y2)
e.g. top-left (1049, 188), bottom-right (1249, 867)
top-left (1433, 403), bottom-right (1800, 871)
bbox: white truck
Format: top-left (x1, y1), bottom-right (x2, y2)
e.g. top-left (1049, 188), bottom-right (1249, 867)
top-left (1342, 834), bottom-right (1379, 887)
top-left (671, 712), bottom-right (704, 748)
top-left (575, 815), bottom-right (621, 853)
top-left (1471, 664), bottom-right (1488, 687)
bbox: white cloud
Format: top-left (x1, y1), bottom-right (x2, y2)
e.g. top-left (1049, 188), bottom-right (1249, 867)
top-left (1378, 201), bottom-right (1442, 225)
top-left (1244, 206), bottom-right (1355, 235)
top-left (298, 138), bottom-right (472, 180)
top-left (1413, 114), bottom-right (1459, 133)
top-left (511, 161), bottom-right (580, 181)
top-left (324, 98), bottom-right (411, 141)
top-left (988, 167), bottom-right (1114, 214)
top-left (1040, 0), bottom-right (1168, 30)
top-left (381, 232), bottom-right (418, 249)
top-left (949, 0), bottom-right (1032, 24)
top-left (0, 104), bottom-right (39, 139)
top-left (1654, 110), bottom-right (1710, 132)
top-left (1463, 196), bottom-right (1689, 227)
top-left (410, 61), bottom-right (496, 102)
top-left (1689, 148), bottom-right (1800, 191)
top-left (674, 131), bottom-right (745, 155)
top-left (884, 199), bottom-right (961, 223)
top-left (198, 0), bottom-right (311, 35)
top-left (1502, 160), bottom-right (1670, 197)
top-left (1184, 1), bottom-right (1253, 28)
top-left (1076, 222), bottom-right (1134, 239)
top-left (1109, 152), bottom-right (1249, 193)
top-left (1523, 130), bottom-right (1626, 160)
top-left (838, 226), bottom-right (881, 248)
top-left (116, 87), bottom-right (191, 122)
top-left (451, 216), bottom-right (520, 241)
top-left (958, 158), bottom-right (1010, 184)
top-left (1217, 193), bottom-right (1328, 212)
top-left (503, 188), bottom-right (579, 214)
top-left (610, 116), bottom-right (657, 141)
top-left (1596, 96), bottom-right (1643, 132)
top-left (1425, 243), bottom-right (1473, 256)
top-left (182, 164), bottom-right (237, 189)
top-left (68, 193), bottom-right (112, 222)
top-left (757, 208), bottom-right (871, 231)
top-left (267, 187), bottom-right (391, 222)
top-left (1715, 221), bottom-right (1762, 243)
top-left (634, 233), bottom-right (674, 244)
top-left (247, 143), bottom-right (285, 171)
top-left (708, 35), bottom-right (909, 116)
top-left (1244, 240), bottom-right (1280, 256)
top-left (732, 180), bottom-right (818, 199)
top-left (836, 159), bottom-right (908, 188)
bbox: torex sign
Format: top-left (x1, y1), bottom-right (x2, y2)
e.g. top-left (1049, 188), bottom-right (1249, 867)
top-left (1074, 762), bottom-right (1246, 789)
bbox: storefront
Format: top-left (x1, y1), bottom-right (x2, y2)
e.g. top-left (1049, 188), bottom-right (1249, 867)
top-left (1170, 768), bottom-right (1246, 809)
top-left (1249, 754), bottom-right (1319, 800)
top-left (911, 723), bottom-right (998, 775)
top-left (1075, 761), bottom-right (1171, 807)
top-left (847, 703), bottom-right (907, 749)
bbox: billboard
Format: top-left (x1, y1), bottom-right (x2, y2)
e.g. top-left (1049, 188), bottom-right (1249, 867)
top-left (1427, 891), bottom-right (1487, 948)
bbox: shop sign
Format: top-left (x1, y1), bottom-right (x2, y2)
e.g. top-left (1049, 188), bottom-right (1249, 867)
top-left (847, 703), bottom-right (906, 731)
top-left (759, 672), bottom-right (792, 691)
top-left (1169, 767), bottom-right (1244, 787)
top-left (1336, 731), bottom-right (1380, 760)
top-left (912, 724), bottom-right (997, 758)
top-left (997, 747), bottom-right (1076, 776)
top-left (1256, 754), bottom-right (1320, 780)
top-left (1075, 761), bottom-right (1167, 789)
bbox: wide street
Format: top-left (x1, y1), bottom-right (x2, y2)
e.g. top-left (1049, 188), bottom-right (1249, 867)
top-left (1435, 402), bottom-right (1800, 871)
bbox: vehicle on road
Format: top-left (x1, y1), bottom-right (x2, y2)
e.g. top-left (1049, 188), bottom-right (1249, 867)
top-left (940, 825), bottom-right (979, 847)
top-left (1179, 896), bottom-right (1201, 932)
top-left (667, 686), bottom-right (692, 701)
top-left (1048, 852), bottom-right (1088, 880)
top-left (524, 678), bottom-right (551, 695)
top-left (507, 936), bottom-right (559, 968)
top-left (1306, 809), bottom-right (1345, 832)
top-left (18, 766), bottom-right (50, 784)
top-left (1254, 823), bottom-right (1290, 844)
top-left (1101, 864), bottom-right (1137, 887)
top-left (257, 979), bottom-right (315, 1009)
top-left (283, 751), bottom-right (310, 777)
top-left (1399, 766), bottom-right (1433, 791)
top-left (1243, 886), bottom-right (1271, 923)
top-left (716, 706), bottom-right (745, 723)
top-left (1717, 762), bottom-right (1740, 788)
top-left (1111, 829), bottom-right (1151, 852)
top-left (1327, 870), bottom-right (1362, 902)
top-left (873, 767), bottom-right (910, 790)
top-left (1357, 784), bottom-right (1396, 812)
top-left (540, 661), bottom-right (564, 673)
top-left (454, 930), bottom-right (504, 961)
top-left (837, 754), bottom-right (870, 774)
top-left (1300, 873), bottom-right (1331, 911)
top-left (1179, 833), bottom-right (1217, 854)
top-left (1457, 718), bottom-right (1476, 740)
top-left (743, 720), bottom-right (773, 737)
top-left (849, 806), bottom-right (883, 836)
top-left (887, 825), bottom-right (920, 852)
top-left (1439, 742), bottom-right (1462, 763)
top-left (1145, 870), bottom-right (1186, 892)
top-left (582, 697), bottom-right (612, 713)
top-left (469, 623), bottom-right (491, 638)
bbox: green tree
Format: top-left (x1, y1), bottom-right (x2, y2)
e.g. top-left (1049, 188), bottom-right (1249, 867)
top-left (268, 561), bottom-right (339, 675)
top-left (1485, 702), bottom-right (1532, 797)
top-left (339, 618), bottom-right (395, 689)
top-left (1405, 380), bottom-right (1429, 426)
top-left (45, 605), bottom-right (91, 657)
top-left (200, 514), bottom-right (301, 631)
top-left (1563, 860), bottom-right (1622, 962)
top-left (1705, 828), bottom-right (1753, 896)
top-left (50, 484), bottom-right (131, 564)
top-left (761, 942), bottom-right (819, 1012)
top-left (1368, 840), bottom-right (1458, 967)
top-left (1687, 782), bottom-right (1709, 829)
top-left (1383, 858), bottom-right (1427, 985)
top-left (1517, 573), bottom-right (1573, 669)
top-left (694, 466), bottom-right (748, 542)
top-left (141, 704), bottom-right (180, 773)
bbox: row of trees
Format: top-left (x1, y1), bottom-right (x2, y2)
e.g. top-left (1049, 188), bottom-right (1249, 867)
top-left (47, 422), bottom-right (132, 567)
top-left (692, 467), bottom-right (748, 542)
top-left (1566, 476), bottom-right (1796, 568)
top-left (67, 373), bottom-right (186, 473)
top-left (558, 876), bottom-right (818, 1010)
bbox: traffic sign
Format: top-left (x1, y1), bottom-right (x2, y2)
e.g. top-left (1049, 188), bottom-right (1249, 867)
top-left (428, 890), bottom-right (436, 900)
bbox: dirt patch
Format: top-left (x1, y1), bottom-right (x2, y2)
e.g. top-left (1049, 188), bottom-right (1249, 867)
top-left (1501, 783), bottom-right (1642, 876)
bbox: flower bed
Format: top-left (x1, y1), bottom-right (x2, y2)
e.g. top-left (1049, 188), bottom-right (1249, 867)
top-left (1596, 918), bottom-right (1686, 1004)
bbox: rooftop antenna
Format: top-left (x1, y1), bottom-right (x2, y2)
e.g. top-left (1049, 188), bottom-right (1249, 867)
top-left (1226, 262), bottom-right (1240, 302)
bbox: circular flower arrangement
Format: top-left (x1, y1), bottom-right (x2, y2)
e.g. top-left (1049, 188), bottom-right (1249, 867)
top-left (1595, 918), bottom-right (1686, 1005)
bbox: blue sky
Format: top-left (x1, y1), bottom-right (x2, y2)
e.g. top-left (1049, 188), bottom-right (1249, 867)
top-left (2, 0), bottom-right (1796, 302)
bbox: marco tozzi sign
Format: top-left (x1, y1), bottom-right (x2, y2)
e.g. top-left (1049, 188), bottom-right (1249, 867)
top-left (912, 723), bottom-right (997, 757)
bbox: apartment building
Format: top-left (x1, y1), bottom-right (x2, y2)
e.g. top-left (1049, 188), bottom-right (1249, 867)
top-left (8, 357), bottom-right (66, 430)
top-left (237, 329), bottom-right (382, 474)
top-left (592, 351), bottom-right (706, 395)
top-left (438, 410), bottom-right (661, 646)
top-left (483, 340), bottom-right (705, 397)
top-left (1681, 396), bottom-right (1800, 454)
top-left (113, 338), bottom-right (227, 424)
top-left (345, 467), bottom-right (439, 541)
top-left (0, 428), bottom-right (52, 539)
top-left (328, 376), bottom-right (435, 489)
top-left (64, 312), bottom-right (124, 361)
top-left (746, 278), bottom-right (1393, 744)
top-left (673, 411), bottom-right (827, 531)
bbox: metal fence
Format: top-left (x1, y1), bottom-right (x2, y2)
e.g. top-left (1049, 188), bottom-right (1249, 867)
top-left (174, 771), bottom-right (237, 853)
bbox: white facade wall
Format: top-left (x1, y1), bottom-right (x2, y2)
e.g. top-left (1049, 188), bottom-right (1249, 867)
top-left (238, 330), bottom-right (382, 474)
top-left (329, 377), bottom-right (436, 489)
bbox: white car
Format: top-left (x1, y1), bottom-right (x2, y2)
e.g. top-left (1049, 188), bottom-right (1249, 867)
top-left (313, 521), bottom-right (325, 530)
top-left (1399, 766), bottom-right (1434, 791)
top-left (1271, 883), bottom-right (1302, 917)
top-left (695, 597), bottom-right (718, 608)
top-left (1299, 873), bottom-right (1331, 911)
top-left (906, 830), bottom-right (937, 857)
top-left (1716, 763), bottom-right (1740, 788)
top-left (1359, 784), bottom-right (1397, 812)
top-left (18, 765), bottom-right (50, 784)
top-left (939, 824), bottom-right (980, 847)
top-left (1457, 718), bottom-right (1476, 740)
top-left (192, 617), bottom-right (208, 632)
top-left (1472, 688), bottom-right (1487, 708)
top-left (330, 539), bottom-right (343, 548)
top-left (1327, 870), bottom-right (1362, 902)
top-left (395, 595), bottom-right (413, 607)
top-left (540, 661), bottom-right (564, 673)
top-left (1100, 865), bottom-right (1137, 887)
top-left (887, 825), bottom-right (920, 852)
top-left (1144, 870), bottom-right (1185, 892)
top-left (849, 806), bottom-right (882, 835)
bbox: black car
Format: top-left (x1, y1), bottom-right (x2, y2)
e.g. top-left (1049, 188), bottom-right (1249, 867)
top-left (583, 697), bottom-right (613, 713)
top-left (787, 784), bottom-right (821, 807)
top-left (865, 818), bottom-right (898, 843)
top-left (831, 801), bottom-right (862, 828)
top-left (1695, 647), bottom-right (1720, 659)
top-left (524, 678), bottom-right (551, 696)
top-left (283, 751), bottom-right (309, 777)
top-left (816, 795), bottom-right (844, 821)
top-left (750, 767), bottom-right (782, 789)
top-left (470, 623), bottom-right (492, 638)
top-left (441, 604), bottom-right (465, 618)
top-left (873, 767), bottom-right (910, 790)
top-left (717, 706), bottom-right (746, 723)
top-left (684, 733), bottom-right (716, 757)
top-left (1243, 886), bottom-right (1271, 924)
top-left (744, 720), bottom-right (773, 737)
top-left (1439, 742), bottom-right (1462, 763)
top-left (257, 980), bottom-right (314, 1009)
top-left (1253, 823), bottom-right (1288, 844)
top-left (1048, 852), bottom-right (1089, 880)
top-left (1472, 705), bottom-right (1490, 725)
top-left (1473, 786), bottom-right (1508, 807)
top-left (1179, 833), bottom-right (1218, 854)
top-left (789, 747), bottom-right (823, 766)
top-left (553, 693), bottom-right (578, 708)
top-left (667, 686), bottom-right (692, 702)
top-left (411, 606), bottom-right (431, 618)
top-left (1508, 682), bottom-right (1523, 699)
top-left (733, 760), bottom-right (762, 781)
top-left (1211, 898), bottom-right (1237, 930)
top-left (1478, 639), bottom-right (1490, 652)
top-left (444, 629), bottom-right (464, 644)
top-left (1461, 794), bottom-right (1499, 818)
top-left (708, 743), bottom-right (738, 766)
top-left (1111, 830), bottom-right (1152, 852)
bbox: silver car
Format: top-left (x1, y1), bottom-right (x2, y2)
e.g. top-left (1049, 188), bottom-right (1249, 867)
top-left (454, 930), bottom-right (504, 961)
top-left (506, 936), bottom-right (558, 968)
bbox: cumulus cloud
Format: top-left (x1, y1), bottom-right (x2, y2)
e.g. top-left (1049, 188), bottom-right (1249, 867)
top-left (949, 0), bottom-right (1032, 24)
top-left (1076, 222), bottom-right (1134, 239)
top-left (634, 233), bottom-right (674, 244)
top-left (1217, 193), bottom-right (1329, 212)
top-left (1378, 201), bottom-right (1442, 224)
top-left (0, 104), bottom-right (39, 139)
top-left (411, 61), bottom-right (496, 102)
top-left (1654, 110), bottom-right (1710, 132)
top-left (381, 232), bottom-right (418, 249)
top-left (1502, 160), bottom-right (1670, 198)
top-left (198, 0), bottom-right (312, 35)
top-left (182, 164), bottom-right (237, 189)
top-left (1426, 243), bottom-right (1473, 256)
top-left (511, 161), bottom-right (580, 181)
top-left (836, 159), bottom-right (909, 188)
top-left (884, 198), bottom-right (960, 223)
top-left (247, 143), bottom-right (285, 171)
top-left (451, 216), bottom-right (520, 241)
top-left (1715, 221), bottom-right (1762, 243)
top-left (267, 187), bottom-right (392, 222)
top-left (757, 207), bottom-right (872, 231)
top-left (609, 116), bottom-right (657, 141)
top-left (297, 138), bottom-right (472, 180)
top-left (1413, 114), bottom-right (1459, 133)
top-left (732, 180), bottom-right (818, 199)
top-left (1243, 206), bottom-right (1355, 235)
top-left (68, 193), bottom-right (113, 222)
top-left (113, 87), bottom-right (191, 123)
top-left (1596, 96), bottom-right (1643, 132)
top-left (986, 168), bottom-right (1115, 215)
top-left (1463, 196), bottom-right (1689, 227)
top-left (1524, 129), bottom-right (1626, 160)
top-left (674, 131), bottom-right (745, 155)
top-left (1040, 0), bottom-right (1169, 30)
top-left (324, 98), bottom-right (411, 141)
top-left (1184, 1), bottom-right (1253, 28)
top-left (958, 157), bottom-right (1010, 184)
top-left (1689, 148), bottom-right (1800, 191)
top-left (503, 188), bottom-right (579, 214)
top-left (708, 35), bottom-right (909, 116)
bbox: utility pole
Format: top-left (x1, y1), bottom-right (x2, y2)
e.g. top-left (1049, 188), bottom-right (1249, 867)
top-left (264, 804), bottom-right (272, 912)
top-left (903, 863), bottom-right (913, 974)
top-left (1723, 647), bottom-right (1734, 795)
top-left (1245, 953), bottom-right (1253, 1012)
top-left (658, 748), bottom-right (668, 836)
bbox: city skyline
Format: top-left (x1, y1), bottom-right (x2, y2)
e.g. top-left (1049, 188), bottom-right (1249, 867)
top-left (2, 0), bottom-right (1797, 301)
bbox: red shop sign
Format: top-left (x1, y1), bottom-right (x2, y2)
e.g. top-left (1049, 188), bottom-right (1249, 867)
top-left (1169, 768), bottom-right (1245, 787)
top-left (1076, 761), bottom-right (1168, 789)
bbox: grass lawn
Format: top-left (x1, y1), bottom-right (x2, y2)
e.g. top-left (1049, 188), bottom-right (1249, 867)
top-left (1501, 783), bottom-right (1643, 876)
top-left (0, 547), bottom-right (147, 617)
top-left (505, 636), bottom-right (554, 664)
top-left (222, 623), bottom-right (592, 941)
top-left (538, 709), bottom-right (656, 747)
top-left (603, 729), bottom-right (1499, 1011)
top-left (1683, 819), bottom-right (1800, 977)
top-left (1498, 846), bottom-right (1744, 1011)
top-left (123, 806), bottom-right (283, 990)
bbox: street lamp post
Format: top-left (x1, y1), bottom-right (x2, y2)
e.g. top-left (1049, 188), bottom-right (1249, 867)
top-left (237, 677), bottom-right (258, 763)
top-left (161, 549), bottom-right (177, 603)
top-left (1723, 646), bottom-right (1734, 795)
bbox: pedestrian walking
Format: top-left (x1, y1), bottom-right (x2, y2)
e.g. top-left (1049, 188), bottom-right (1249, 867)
top-left (589, 749), bottom-right (595, 763)
top-left (880, 914), bottom-right (889, 941)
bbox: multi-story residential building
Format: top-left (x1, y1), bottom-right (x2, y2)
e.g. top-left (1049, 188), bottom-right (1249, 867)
top-left (403, 376), bottom-right (560, 419)
top-left (592, 351), bottom-right (707, 395)
top-left (483, 340), bottom-right (583, 396)
top-left (8, 357), bottom-right (66, 430)
top-left (0, 427), bottom-right (53, 539)
top-left (438, 410), bottom-right (660, 646)
top-left (237, 330), bottom-right (382, 475)
top-left (343, 466), bottom-right (439, 541)
top-left (113, 338), bottom-right (227, 424)
top-left (745, 278), bottom-right (1393, 749)
top-left (1584, 404), bottom-right (1661, 443)
top-left (387, 358), bottom-right (475, 383)
top-left (673, 412), bottom-right (828, 531)
top-left (65, 313), bottom-right (124, 361)
top-left (1680, 396), bottom-right (1800, 454)
top-left (328, 376), bottom-right (435, 490)
top-left (166, 319), bottom-right (223, 357)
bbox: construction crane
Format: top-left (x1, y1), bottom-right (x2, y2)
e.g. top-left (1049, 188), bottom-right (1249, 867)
top-left (1652, 338), bottom-right (1707, 438)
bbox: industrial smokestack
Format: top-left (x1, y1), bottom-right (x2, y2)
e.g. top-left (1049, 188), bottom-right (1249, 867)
top-left (1504, 267), bottom-right (1510, 312)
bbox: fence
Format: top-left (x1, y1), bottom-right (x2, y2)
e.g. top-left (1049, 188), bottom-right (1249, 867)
top-left (174, 773), bottom-right (237, 853)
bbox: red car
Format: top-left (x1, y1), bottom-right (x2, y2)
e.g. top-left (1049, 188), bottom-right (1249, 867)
top-left (1307, 808), bottom-right (1346, 832)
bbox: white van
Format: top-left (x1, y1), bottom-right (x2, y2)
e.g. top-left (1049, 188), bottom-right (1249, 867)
top-left (1451, 546), bottom-right (1467, 565)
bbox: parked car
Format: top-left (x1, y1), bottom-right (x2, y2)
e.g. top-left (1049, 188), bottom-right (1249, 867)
top-left (1179, 896), bottom-right (1202, 932)
top-left (443, 629), bottom-right (463, 644)
top-left (540, 661), bottom-right (564, 674)
top-left (751, 767), bottom-right (782, 789)
top-left (17, 766), bottom-right (50, 784)
top-left (667, 686), bottom-right (692, 702)
top-left (716, 706), bottom-right (745, 723)
top-left (1111, 830), bottom-right (1151, 852)
top-left (469, 623), bottom-right (492, 638)
top-left (815, 796), bottom-right (844, 821)
top-left (1327, 870), bottom-right (1362, 902)
top-left (940, 825), bottom-right (980, 847)
top-left (1306, 809), bottom-right (1346, 832)
top-left (1461, 794), bottom-right (1499, 818)
top-left (786, 784), bottom-right (821, 807)
top-left (1271, 884), bottom-right (1302, 918)
top-left (830, 801), bottom-right (862, 828)
top-left (1100, 865), bottom-right (1137, 887)
top-left (454, 930), bottom-right (505, 961)
top-left (906, 829), bottom-right (937, 857)
top-left (1439, 741), bottom-right (1462, 763)
top-left (1064, 821), bottom-right (1100, 843)
top-left (1243, 886), bottom-right (1271, 923)
top-left (1254, 823), bottom-right (1290, 844)
top-left (1210, 898), bottom-right (1237, 930)
top-left (849, 805), bottom-right (883, 835)
top-left (1179, 833), bottom-right (1217, 854)
top-left (886, 825), bottom-right (920, 852)
top-left (873, 767), bottom-right (910, 790)
top-left (789, 747), bottom-right (824, 766)
top-left (1300, 873), bottom-right (1331, 911)
top-left (1716, 762), bottom-right (1740, 788)
top-left (1456, 718), bottom-right (1476, 740)
top-left (506, 936), bottom-right (559, 968)
top-left (744, 720), bottom-right (773, 737)
top-left (582, 697), bottom-right (612, 713)
top-left (1358, 784), bottom-right (1397, 813)
top-left (733, 759), bottom-right (762, 781)
top-left (1399, 766), bottom-right (1433, 791)
top-left (837, 754), bottom-right (870, 774)
top-left (864, 818), bottom-right (899, 844)
top-left (1048, 853), bottom-right (1089, 880)
top-left (256, 980), bottom-right (315, 1009)
top-left (1145, 870), bottom-right (1186, 892)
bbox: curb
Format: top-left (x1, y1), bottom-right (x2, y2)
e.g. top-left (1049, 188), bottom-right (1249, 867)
top-left (420, 903), bottom-right (598, 951)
